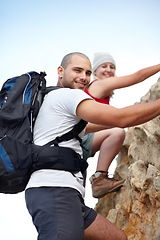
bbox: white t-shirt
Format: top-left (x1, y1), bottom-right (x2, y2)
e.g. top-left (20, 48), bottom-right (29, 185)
top-left (26, 88), bottom-right (92, 198)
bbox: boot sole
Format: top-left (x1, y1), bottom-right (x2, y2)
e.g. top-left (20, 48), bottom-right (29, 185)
top-left (93, 182), bottom-right (124, 198)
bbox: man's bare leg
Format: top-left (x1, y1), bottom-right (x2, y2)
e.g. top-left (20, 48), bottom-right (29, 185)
top-left (84, 213), bottom-right (127, 240)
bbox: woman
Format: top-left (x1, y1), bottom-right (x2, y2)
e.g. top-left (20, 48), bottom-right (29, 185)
top-left (82, 52), bottom-right (160, 198)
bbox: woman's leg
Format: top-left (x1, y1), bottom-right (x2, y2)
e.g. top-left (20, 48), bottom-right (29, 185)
top-left (90, 128), bottom-right (125, 198)
top-left (92, 128), bottom-right (125, 172)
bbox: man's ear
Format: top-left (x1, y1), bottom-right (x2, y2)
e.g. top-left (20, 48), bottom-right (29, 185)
top-left (57, 66), bottom-right (64, 78)
top-left (57, 66), bottom-right (65, 87)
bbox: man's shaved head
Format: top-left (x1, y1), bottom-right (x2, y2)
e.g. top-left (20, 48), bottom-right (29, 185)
top-left (60, 52), bottom-right (90, 69)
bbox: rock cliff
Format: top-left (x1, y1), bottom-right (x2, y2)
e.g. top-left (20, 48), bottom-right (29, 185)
top-left (95, 78), bottom-right (160, 240)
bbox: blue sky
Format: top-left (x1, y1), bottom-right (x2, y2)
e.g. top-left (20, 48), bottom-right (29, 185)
top-left (1, 0), bottom-right (160, 89)
top-left (0, 0), bottom-right (160, 239)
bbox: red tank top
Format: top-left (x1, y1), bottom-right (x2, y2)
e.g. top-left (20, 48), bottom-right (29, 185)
top-left (85, 81), bottom-right (110, 105)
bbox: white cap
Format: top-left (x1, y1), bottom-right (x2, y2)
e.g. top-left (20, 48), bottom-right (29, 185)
top-left (92, 52), bottom-right (116, 73)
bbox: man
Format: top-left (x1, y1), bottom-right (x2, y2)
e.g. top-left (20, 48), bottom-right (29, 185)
top-left (25, 52), bottom-right (160, 240)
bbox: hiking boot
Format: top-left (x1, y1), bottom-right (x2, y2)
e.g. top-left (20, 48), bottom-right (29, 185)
top-left (89, 171), bottom-right (125, 198)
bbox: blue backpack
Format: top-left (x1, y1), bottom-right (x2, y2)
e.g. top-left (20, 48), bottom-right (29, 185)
top-left (0, 72), bottom-right (87, 194)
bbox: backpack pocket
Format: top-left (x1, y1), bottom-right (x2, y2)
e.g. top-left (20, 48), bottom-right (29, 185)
top-left (0, 135), bottom-right (33, 193)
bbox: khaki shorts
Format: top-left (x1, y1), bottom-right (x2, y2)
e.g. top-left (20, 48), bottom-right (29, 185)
top-left (81, 133), bottom-right (95, 160)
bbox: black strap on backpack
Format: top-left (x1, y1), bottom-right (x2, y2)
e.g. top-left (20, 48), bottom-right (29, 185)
top-left (32, 145), bottom-right (88, 175)
top-left (43, 119), bottom-right (87, 147)
top-left (32, 119), bottom-right (88, 175)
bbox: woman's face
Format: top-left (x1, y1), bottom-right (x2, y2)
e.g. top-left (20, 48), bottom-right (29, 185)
top-left (94, 62), bottom-right (116, 79)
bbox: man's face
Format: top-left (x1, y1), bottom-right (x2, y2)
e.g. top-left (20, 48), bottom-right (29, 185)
top-left (58, 55), bottom-right (92, 91)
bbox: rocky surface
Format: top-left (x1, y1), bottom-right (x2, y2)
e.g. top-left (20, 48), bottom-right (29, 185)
top-left (95, 78), bottom-right (160, 240)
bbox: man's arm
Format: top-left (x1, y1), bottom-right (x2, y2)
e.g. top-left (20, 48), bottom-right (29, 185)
top-left (76, 99), bottom-right (160, 128)
top-left (85, 123), bottom-right (112, 133)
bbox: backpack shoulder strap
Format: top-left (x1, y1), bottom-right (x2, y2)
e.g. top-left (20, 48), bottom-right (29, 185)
top-left (43, 119), bottom-right (87, 147)
top-left (34, 85), bottom-right (87, 147)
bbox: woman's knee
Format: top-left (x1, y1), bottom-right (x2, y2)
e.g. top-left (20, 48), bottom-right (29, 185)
top-left (112, 128), bottom-right (125, 142)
